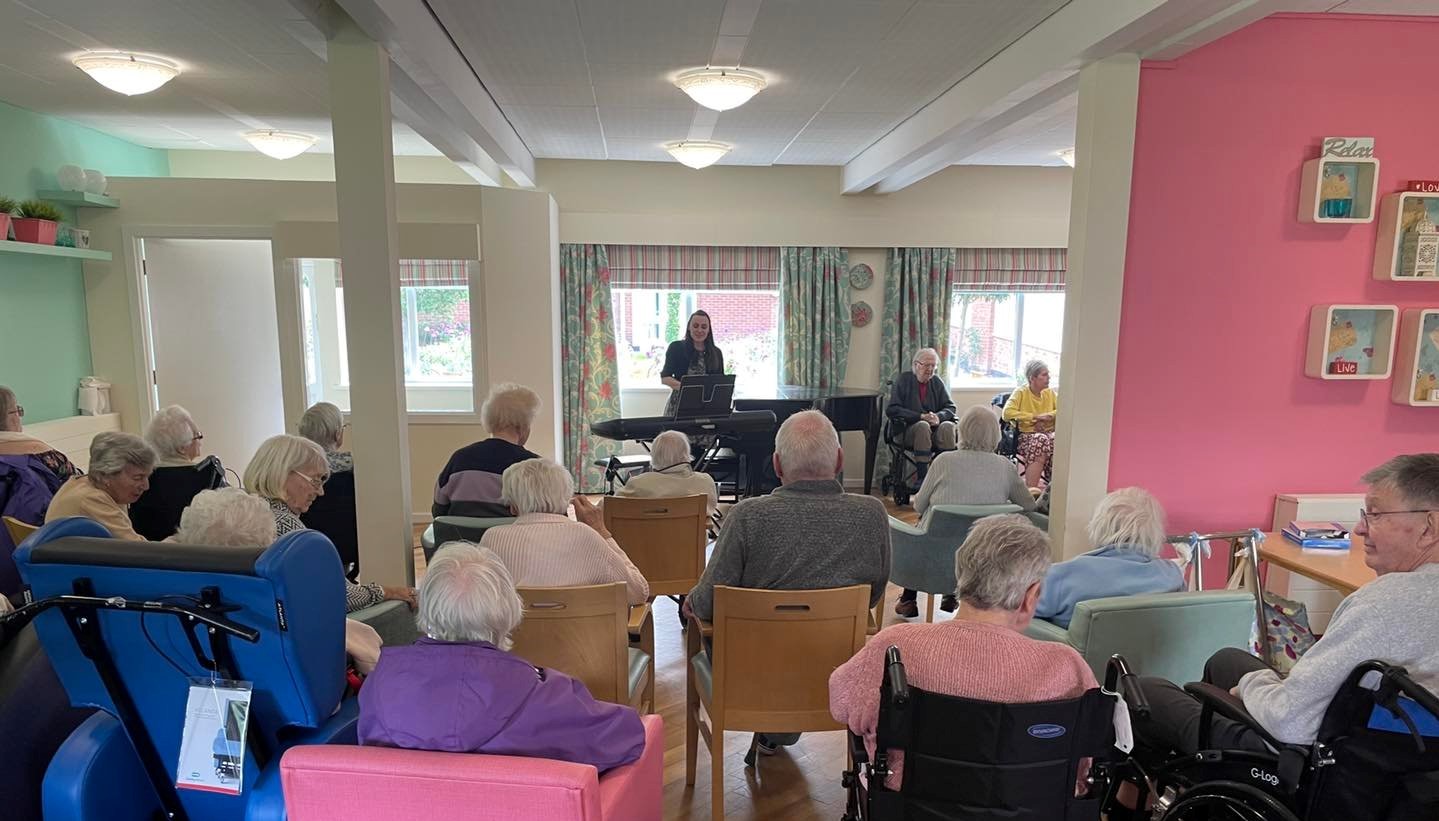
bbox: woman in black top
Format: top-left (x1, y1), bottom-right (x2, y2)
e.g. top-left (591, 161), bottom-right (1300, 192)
top-left (660, 310), bottom-right (724, 416)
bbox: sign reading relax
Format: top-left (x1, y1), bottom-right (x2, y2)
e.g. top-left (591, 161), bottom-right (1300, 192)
top-left (1322, 137), bottom-right (1376, 158)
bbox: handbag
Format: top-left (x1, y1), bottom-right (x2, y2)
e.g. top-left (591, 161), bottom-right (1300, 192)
top-left (1227, 538), bottom-right (1317, 673)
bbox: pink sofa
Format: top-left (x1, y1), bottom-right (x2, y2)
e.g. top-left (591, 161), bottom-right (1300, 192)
top-left (280, 714), bottom-right (663, 821)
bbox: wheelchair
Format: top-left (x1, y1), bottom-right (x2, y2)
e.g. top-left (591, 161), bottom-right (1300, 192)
top-left (1117, 659), bottom-right (1439, 821)
top-left (879, 413), bottom-right (926, 507)
top-left (842, 647), bottom-right (1148, 820)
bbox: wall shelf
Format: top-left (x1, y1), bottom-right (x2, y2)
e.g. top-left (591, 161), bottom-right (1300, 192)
top-left (1298, 157), bottom-right (1379, 224)
top-left (0, 239), bottom-right (111, 262)
top-left (1304, 304), bottom-right (1396, 379)
top-left (36, 190), bottom-right (120, 209)
top-left (1392, 308), bottom-right (1439, 406)
top-left (1373, 192), bottom-right (1439, 281)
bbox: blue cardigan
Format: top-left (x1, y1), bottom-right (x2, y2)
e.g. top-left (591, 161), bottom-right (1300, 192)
top-left (1034, 544), bottom-right (1186, 629)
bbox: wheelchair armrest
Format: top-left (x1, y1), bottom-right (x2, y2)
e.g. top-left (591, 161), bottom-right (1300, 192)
top-left (1183, 682), bottom-right (1285, 751)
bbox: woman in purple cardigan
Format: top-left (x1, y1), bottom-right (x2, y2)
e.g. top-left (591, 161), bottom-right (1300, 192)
top-left (357, 542), bottom-right (645, 772)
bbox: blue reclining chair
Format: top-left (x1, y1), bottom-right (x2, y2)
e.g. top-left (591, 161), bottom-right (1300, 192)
top-left (12, 517), bottom-right (358, 821)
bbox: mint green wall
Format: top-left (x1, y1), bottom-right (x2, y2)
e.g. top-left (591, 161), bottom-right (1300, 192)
top-left (0, 100), bottom-right (169, 423)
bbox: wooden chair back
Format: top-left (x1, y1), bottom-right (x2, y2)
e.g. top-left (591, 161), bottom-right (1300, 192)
top-left (602, 494), bottom-right (708, 596)
top-left (510, 582), bottom-right (633, 707)
top-left (4, 516), bottom-right (38, 547)
top-left (711, 584), bottom-right (870, 732)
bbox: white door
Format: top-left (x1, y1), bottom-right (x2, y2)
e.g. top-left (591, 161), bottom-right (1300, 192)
top-left (143, 238), bottom-right (285, 480)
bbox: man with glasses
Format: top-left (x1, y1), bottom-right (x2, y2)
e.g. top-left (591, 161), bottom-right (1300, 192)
top-left (1128, 453), bottom-right (1439, 760)
top-left (886, 347), bottom-right (958, 473)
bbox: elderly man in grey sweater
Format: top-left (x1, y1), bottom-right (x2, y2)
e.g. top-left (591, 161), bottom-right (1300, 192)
top-left (686, 409), bottom-right (891, 755)
top-left (1133, 453), bottom-right (1439, 758)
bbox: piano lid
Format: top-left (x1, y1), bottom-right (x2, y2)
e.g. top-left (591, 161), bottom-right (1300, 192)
top-left (734, 384), bottom-right (881, 401)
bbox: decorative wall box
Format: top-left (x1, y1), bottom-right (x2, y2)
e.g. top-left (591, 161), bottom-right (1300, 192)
top-left (1304, 304), bottom-right (1396, 380)
top-left (1373, 192), bottom-right (1439, 281)
top-left (1298, 137), bottom-right (1379, 223)
top-left (1392, 308), bottom-right (1439, 406)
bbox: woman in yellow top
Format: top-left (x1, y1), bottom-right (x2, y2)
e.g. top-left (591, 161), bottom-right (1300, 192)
top-left (1002, 360), bottom-right (1057, 489)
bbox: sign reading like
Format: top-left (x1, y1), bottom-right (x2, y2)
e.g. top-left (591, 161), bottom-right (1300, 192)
top-left (1322, 137), bottom-right (1376, 158)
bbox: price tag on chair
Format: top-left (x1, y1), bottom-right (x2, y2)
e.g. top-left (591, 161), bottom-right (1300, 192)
top-left (176, 677), bottom-right (253, 795)
top-left (1113, 693), bottom-right (1135, 754)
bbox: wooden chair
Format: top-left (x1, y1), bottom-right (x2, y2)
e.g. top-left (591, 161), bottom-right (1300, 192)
top-left (510, 582), bottom-right (655, 713)
top-left (685, 585), bottom-right (870, 820)
top-left (4, 516), bottom-right (38, 547)
top-left (602, 495), bottom-right (708, 598)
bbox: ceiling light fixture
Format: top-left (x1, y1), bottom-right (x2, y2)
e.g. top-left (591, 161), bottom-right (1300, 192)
top-left (664, 140), bottom-right (732, 170)
top-left (674, 67), bottom-right (767, 111)
top-left (243, 129), bottom-right (319, 160)
top-left (1057, 148), bottom-right (1076, 167)
top-left (73, 51), bottom-right (181, 96)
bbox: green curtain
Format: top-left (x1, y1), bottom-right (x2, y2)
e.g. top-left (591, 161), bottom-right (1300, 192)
top-left (779, 247), bottom-right (851, 388)
top-left (559, 244), bottom-right (622, 492)
top-left (878, 248), bottom-right (958, 475)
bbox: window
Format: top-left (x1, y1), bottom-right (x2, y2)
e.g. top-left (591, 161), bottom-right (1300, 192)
top-left (610, 288), bottom-right (779, 394)
top-left (945, 290), bottom-right (1064, 388)
top-left (299, 258), bottom-right (477, 413)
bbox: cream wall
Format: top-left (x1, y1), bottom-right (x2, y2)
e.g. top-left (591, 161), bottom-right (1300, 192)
top-left (167, 149), bottom-right (481, 185)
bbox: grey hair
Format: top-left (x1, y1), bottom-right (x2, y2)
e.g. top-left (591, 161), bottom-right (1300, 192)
top-left (774, 409), bottom-right (839, 481)
top-left (482, 383), bottom-right (542, 435)
top-left (1087, 487), bottom-right (1167, 556)
top-left (500, 458), bottom-right (573, 515)
top-left (1024, 359), bottom-right (1049, 382)
top-left (174, 488), bottom-right (277, 546)
top-left (145, 405), bottom-right (198, 459)
top-left (1362, 454), bottom-right (1439, 510)
top-left (957, 405), bottom-right (1001, 452)
top-left (912, 347), bottom-right (940, 365)
top-left (88, 431), bottom-right (157, 478)
top-left (0, 385), bottom-right (17, 432)
top-left (243, 434), bottom-right (327, 500)
top-left (297, 402), bottom-right (344, 451)
top-left (418, 542), bottom-right (524, 648)
top-left (956, 514), bottom-right (1052, 611)
top-left (650, 430), bottom-right (692, 471)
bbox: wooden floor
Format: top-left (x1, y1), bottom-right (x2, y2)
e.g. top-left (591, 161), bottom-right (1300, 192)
top-left (413, 497), bottom-right (935, 820)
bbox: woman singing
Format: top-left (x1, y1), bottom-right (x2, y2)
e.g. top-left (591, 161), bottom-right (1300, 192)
top-left (660, 310), bottom-right (725, 416)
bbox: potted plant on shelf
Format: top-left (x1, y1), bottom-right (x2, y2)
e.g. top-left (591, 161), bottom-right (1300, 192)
top-left (0, 196), bottom-right (15, 241)
top-left (14, 200), bottom-right (64, 245)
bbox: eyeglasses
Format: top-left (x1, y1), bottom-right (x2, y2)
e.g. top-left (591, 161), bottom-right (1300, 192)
top-left (291, 470), bottom-right (329, 490)
top-left (1358, 508), bottom-right (1435, 526)
top-left (6, 405), bottom-right (21, 418)
top-left (192, 432), bottom-right (204, 442)
top-left (913, 361), bottom-right (938, 369)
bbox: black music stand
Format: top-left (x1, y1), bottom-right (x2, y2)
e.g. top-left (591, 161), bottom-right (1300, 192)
top-left (671, 374), bottom-right (736, 418)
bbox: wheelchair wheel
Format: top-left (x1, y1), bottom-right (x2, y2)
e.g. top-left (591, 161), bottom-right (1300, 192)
top-left (1158, 780), bottom-right (1299, 821)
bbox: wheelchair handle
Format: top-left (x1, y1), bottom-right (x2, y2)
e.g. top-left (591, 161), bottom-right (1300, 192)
top-left (1391, 670), bottom-right (1439, 724)
top-left (8, 594), bottom-right (261, 643)
top-left (884, 645), bottom-right (909, 704)
top-left (1104, 654), bottom-right (1149, 718)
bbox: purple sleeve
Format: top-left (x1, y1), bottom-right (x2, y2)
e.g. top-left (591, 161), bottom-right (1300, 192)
top-left (495, 669), bottom-right (647, 772)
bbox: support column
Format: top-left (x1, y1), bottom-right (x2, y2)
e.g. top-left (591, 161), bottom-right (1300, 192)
top-left (327, 14), bottom-right (413, 585)
top-left (1049, 55), bottom-right (1140, 559)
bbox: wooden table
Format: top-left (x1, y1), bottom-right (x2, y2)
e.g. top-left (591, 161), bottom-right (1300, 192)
top-left (1258, 532), bottom-right (1376, 595)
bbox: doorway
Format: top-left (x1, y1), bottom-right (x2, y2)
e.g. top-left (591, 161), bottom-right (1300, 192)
top-left (140, 238), bottom-right (285, 480)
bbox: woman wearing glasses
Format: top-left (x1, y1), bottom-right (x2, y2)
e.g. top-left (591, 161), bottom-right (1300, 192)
top-left (244, 434), bottom-right (416, 613)
top-left (130, 405), bottom-right (227, 540)
top-left (0, 385), bottom-right (78, 478)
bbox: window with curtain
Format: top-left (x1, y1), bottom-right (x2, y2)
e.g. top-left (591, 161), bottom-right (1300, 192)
top-left (944, 248), bottom-right (1066, 388)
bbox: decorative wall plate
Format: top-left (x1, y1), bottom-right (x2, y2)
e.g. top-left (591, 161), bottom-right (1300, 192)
top-left (851, 300), bottom-right (873, 327)
top-left (848, 262), bottom-right (874, 290)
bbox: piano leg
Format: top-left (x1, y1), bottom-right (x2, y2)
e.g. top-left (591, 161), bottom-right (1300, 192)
top-left (863, 426), bottom-right (879, 495)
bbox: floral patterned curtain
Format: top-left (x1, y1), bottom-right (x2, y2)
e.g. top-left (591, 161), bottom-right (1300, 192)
top-left (779, 247), bottom-right (851, 389)
top-left (877, 248), bottom-right (959, 475)
top-left (559, 244), bottom-right (622, 492)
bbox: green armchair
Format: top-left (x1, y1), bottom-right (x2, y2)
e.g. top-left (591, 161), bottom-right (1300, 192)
top-left (1025, 590), bottom-right (1256, 684)
top-left (421, 515), bottom-right (517, 562)
top-left (889, 503), bottom-right (1025, 621)
top-left (349, 599), bottom-right (420, 647)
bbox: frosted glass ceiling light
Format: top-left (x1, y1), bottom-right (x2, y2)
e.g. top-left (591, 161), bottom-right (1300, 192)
top-left (1057, 148), bottom-right (1076, 167)
top-left (674, 67), bottom-right (767, 111)
top-left (664, 140), bottom-right (732, 170)
top-left (73, 51), bottom-right (180, 96)
top-left (243, 130), bottom-right (319, 160)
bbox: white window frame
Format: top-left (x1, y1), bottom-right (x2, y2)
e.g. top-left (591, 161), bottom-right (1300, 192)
top-left (946, 289), bottom-right (1064, 390)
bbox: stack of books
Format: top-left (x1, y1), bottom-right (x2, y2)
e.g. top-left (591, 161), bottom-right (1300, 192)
top-left (1282, 521), bottom-right (1351, 550)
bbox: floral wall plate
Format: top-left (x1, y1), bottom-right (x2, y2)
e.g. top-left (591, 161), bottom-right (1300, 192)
top-left (849, 262), bottom-right (874, 290)
top-left (851, 300), bottom-right (873, 327)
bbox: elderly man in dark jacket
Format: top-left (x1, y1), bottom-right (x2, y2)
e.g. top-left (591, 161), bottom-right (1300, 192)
top-left (887, 347), bottom-right (957, 464)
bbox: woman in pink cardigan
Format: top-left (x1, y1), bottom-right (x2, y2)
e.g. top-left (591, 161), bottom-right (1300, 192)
top-left (830, 514), bottom-right (1096, 788)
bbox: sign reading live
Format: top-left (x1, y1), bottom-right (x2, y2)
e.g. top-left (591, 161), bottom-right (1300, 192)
top-left (1329, 359), bottom-right (1360, 376)
top-left (1409, 181), bottom-right (1439, 193)
top-left (1321, 136), bottom-right (1376, 158)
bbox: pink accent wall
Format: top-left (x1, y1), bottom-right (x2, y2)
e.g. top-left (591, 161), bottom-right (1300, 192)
top-left (1110, 15), bottom-right (1439, 542)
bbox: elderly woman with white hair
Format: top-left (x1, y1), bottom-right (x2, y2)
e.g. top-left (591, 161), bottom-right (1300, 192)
top-left (831, 515), bottom-right (1096, 789)
top-left (433, 383), bottom-right (542, 518)
top-left (130, 405), bottom-right (227, 540)
top-left (895, 405), bottom-right (1037, 618)
top-left (1002, 359), bottom-right (1058, 489)
top-left (244, 434), bottom-right (416, 613)
top-left (1033, 486), bottom-right (1184, 629)
top-left (478, 458), bottom-right (649, 605)
top-left (0, 385), bottom-right (78, 478)
top-left (614, 429), bottom-right (718, 516)
top-left (46, 431), bottom-right (157, 541)
top-left (358, 542), bottom-right (645, 770)
top-left (297, 401), bottom-right (352, 474)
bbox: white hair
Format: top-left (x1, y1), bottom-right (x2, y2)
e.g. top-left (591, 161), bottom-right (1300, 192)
top-left (956, 514), bottom-right (1052, 611)
top-left (297, 402), bottom-right (344, 451)
top-left (912, 347), bottom-right (939, 365)
top-left (418, 542), bottom-right (524, 648)
top-left (1087, 487), bottom-right (1167, 556)
top-left (145, 405), bottom-right (198, 460)
top-left (957, 405), bottom-right (1001, 452)
top-left (482, 383), bottom-right (541, 435)
top-left (650, 430), bottom-right (692, 471)
top-left (775, 409), bottom-right (840, 481)
top-left (243, 434), bottom-right (327, 500)
top-left (1024, 359), bottom-right (1049, 382)
top-left (1362, 454), bottom-right (1439, 510)
top-left (89, 431), bottom-right (157, 478)
top-left (174, 488), bottom-right (277, 546)
top-left (0, 385), bottom-right (18, 432)
top-left (500, 458), bottom-right (573, 515)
